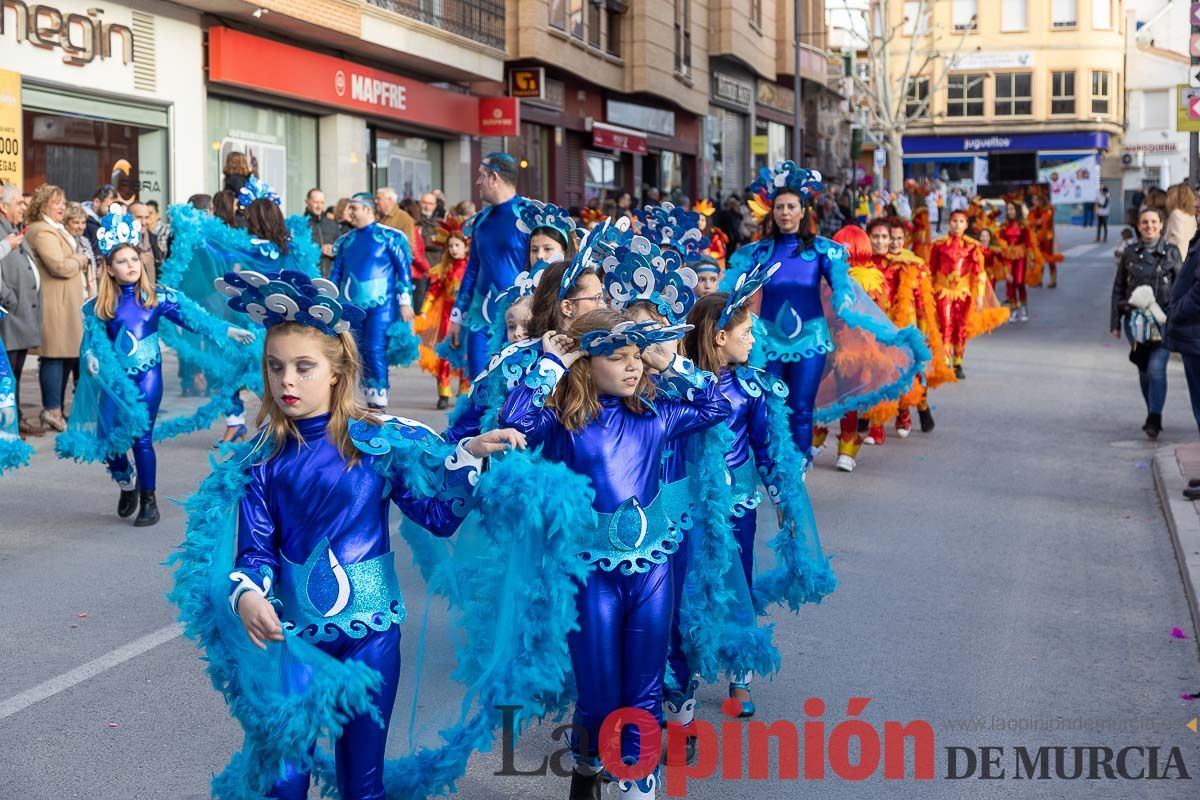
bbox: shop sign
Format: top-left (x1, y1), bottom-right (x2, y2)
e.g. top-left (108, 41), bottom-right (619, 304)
top-left (750, 135), bottom-right (769, 155)
top-left (948, 51), bottom-right (1033, 71)
top-left (0, 2), bottom-right (133, 66)
top-left (1123, 143), bottom-right (1180, 154)
top-left (756, 82), bottom-right (795, 114)
top-left (0, 69), bottom-right (20, 186)
top-left (712, 72), bottom-right (753, 110)
top-left (593, 122), bottom-right (647, 155)
top-left (509, 67), bottom-right (544, 99)
top-left (208, 27), bottom-right (484, 136)
top-left (903, 131), bottom-right (1111, 154)
top-left (479, 97), bottom-right (519, 137)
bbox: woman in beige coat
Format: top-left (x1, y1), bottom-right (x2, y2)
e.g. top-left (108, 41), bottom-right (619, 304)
top-left (26, 184), bottom-right (87, 431)
top-left (1165, 183), bottom-right (1198, 263)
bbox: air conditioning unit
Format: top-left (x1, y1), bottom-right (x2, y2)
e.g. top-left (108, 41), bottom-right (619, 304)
top-left (1121, 151), bottom-right (1144, 169)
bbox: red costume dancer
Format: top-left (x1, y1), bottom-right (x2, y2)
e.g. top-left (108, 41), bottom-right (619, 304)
top-left (693, 199), bottom-right (730, 268)
top-left (977, 228), bottom-right (1005, 289)
top-left (930, 210), bottom-right (990, 379)
top-left (414, 217), bottom-right (470, 408)
top-left (579, 206), bottom-right (605, 231)
top-left (997, 200), bottom-right (1034, 321)
top-left (1027, 189), bottom-right (1062, 288)
top-left (910, 188), bottom-right (933, 264)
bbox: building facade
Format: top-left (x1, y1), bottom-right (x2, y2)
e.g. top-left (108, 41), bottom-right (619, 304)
top-left (885, 0), bottom-right (1124, 204)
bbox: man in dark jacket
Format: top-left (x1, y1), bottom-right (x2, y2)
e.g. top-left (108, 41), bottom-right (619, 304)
top-left (304, 188), bottom-right (341, 277)
top-left (0, 183), bottom-right (43, 435)
top-left (1166, 236), bottom-right (1200, 457)
top-left (82, 184), bottom-right (117, 256)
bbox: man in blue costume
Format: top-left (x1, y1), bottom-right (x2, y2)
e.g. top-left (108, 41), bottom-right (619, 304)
top-left (329, 193), bottom-right (415, 409)
top-left (447, 153), bottom-right (531, 378)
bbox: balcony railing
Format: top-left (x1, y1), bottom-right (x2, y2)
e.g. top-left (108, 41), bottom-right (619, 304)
top-left (368, 0), bottom-right (505, 50)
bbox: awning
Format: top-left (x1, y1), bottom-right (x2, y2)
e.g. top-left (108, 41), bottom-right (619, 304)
top-left (592, 121), bottom-right (648, 155)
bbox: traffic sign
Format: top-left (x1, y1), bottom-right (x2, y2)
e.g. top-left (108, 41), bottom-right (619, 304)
top-left (1193, 69), bottom-right (1200, 89)
top-left (1192, 2), bottom-right (1200, 26)
top-left (1177, 85), bottom-right (1200, 132)
top-left (1190, 95), bottom-right (1200, 120)
top-left (1192, 33), bottom-right (1200, 57)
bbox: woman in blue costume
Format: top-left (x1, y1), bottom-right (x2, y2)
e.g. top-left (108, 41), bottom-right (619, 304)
top-left (678, 273), bottom-right (836, 725)
top-left (723, 162), bottom-right (928, 459)
top-left (500, 310), bottom-right (731, 800)
top-left (329, 193), bottom-right (418, 410)
top-left (55, 212), bottom-right (255, 526)
top-left (442, 222), bottom-right (613, 442)
top-left (0, 307), bottom-right (34, 475)
top-left (170, 269), bottom-right (588, 799)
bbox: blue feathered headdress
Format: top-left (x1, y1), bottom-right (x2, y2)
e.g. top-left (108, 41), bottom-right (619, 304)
top-left (515, 199), bottom-right (580, 243)
top-left (748, 161), bottom-right (824, 207)
top-left (579, 320), bottom-right (693, 356)
top-left (720, 260), bottom-right (780, 328)
top-left (237, 175), bottom-right (281, 209)
top-left (483, 259), bottom-right (551, 323)
top-left (601, 234), bottom-right (698, 325)
top-left (633, 202), bottom-right (710, 263)
top-left (96, 211), bottom-right (141, 256)
top-left (215, 270), bottom-right (365, 336)
top-left (558, 216), bottom-right (628, 299)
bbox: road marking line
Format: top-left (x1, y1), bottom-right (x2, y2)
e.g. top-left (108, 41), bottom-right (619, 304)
top-left (0, 623), bottom-right (182, 721)
top-left (1063, 243), bottom-right (1101, 258)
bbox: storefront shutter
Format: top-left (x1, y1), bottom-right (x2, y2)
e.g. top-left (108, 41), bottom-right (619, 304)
top-left (479, 136), bottom-right (504, 158)
top-left (565, 132), bottom-right (584, 206)
top-left (722, 110), bottom-right (745, 197)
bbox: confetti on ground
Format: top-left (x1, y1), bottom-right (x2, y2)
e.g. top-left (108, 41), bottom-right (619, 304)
top-left (1181, 693), bottom-right (1200, 701)
top-left (1171, 627), bottom-right (1189, 639)
top-left (1135, 462), bottom-right (1148, 469)
top-left (77, 612), bottom-right (88, 619)
top-left (106, 722), bottom-right (119, 728)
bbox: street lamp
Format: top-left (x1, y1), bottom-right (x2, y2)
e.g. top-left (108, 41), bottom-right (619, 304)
top-left (793, 0), bottom-right (803, 163)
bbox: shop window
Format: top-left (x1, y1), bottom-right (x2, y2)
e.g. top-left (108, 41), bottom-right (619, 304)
top-left (946, 74), bottom-right (984, 117)
top-left (569, 0), bottom-right (584, 39)
top-left (1001, 0), bottom-right (1027, 31)
top-left (207, 97), bottom-right (317, 214)
top-left (674, 0), bottom-right (691, 77)
top-left (1091, 71), bottom-right (1110, 115)
top-left (549, 0), bottom-right (566, 29)
top-left (753, 119), bottom-right (789, 173)
top-left (373, 133), bottom-right (443, 200)
top-left (585, 151), bottom-right (621, 205)
top-left (952, 0), bottom-right (977, 32)
top-left (1092, 0), bottom-right (1112, 29)
top-left (904, 77), bottom-right (930, 120)
top-left (1051, 0), bottom-right (1076, 28)
top-left (1051, 71), bottom-right (1076, 115)
top-left (902, 1), bottom-right (930, 36)
top-left (994, 72), bottom-right (1032, 116)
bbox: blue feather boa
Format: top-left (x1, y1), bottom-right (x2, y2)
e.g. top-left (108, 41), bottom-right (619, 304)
top-left (0, 437), bottom-right (33, 475)
top-left (385, 318), bottom-right (421, 367)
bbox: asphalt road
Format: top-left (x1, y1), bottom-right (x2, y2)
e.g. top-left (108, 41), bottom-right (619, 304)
top-left (2, 223), bottom-right (1199, 798)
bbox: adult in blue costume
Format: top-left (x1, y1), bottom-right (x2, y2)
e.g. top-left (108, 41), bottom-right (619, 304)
top-left (501, 311), bottom-right (730, 800)
top-left (172, 269), bottom-right (589, 800)
top-left (0, 307), bottom-right (34, 475)
top-left (447, 153), bottom-right (531, 378)
top-left (329, 193), bottom-right (416, 409)
top-left (55, 213), bottom-right (254, 525)
top-left (724, 161), bottom-right (928, 458)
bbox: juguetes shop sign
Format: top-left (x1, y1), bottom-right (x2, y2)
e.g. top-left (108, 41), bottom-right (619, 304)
top-left (0, 2), bottom-right (134, 67)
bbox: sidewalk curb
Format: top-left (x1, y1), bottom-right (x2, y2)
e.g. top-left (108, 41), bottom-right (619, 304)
top-left (1152, 448), bottom-right (1200, 639)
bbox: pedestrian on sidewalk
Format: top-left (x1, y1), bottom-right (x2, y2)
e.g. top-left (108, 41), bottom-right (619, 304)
top-left (1096, 186), bottom-right (1111, 242)
top-left (1165, 236), bottom-right (1200, 438)
top-left (0, 183), bottom-right (41, 436)
top-left (1165, 183), bottom-right (1197, 262)
top-left (1112, 207), bottom-right (1180, 439)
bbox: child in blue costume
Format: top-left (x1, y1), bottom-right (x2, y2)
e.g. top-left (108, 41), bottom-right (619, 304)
top-left (329, 193), bottom-right (416, 409)
top-left (447, 153), bottom-right (532, 378)
top-left (56, 213), bottom-right (254, 526)
top-left (0, 307), bottom-right (33, 475)
top-left (184, 269), bottom-right (529, 799)
top-left (724, 162), bottom-right (928, 459)
top-left (500, 310), bottom-right (731, 800)
top-left (678, 275), bottom-right (837, 724)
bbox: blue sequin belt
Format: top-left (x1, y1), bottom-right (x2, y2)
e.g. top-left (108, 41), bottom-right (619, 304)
top-left (756, 312), bottom-right (834, 363)
top-left (276, 538), bottom-right (406, 643)
top-left (116, 331), bottom-right (162, 375)
top-left (580, 491), bottom-right (682, 575)
top-left (343, 275), bottom-right (391, 310)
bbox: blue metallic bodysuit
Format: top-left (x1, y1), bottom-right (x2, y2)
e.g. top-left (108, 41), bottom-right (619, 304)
top-left (450, 197), bottom-right (530, 377)
top-left (499, 353), bottom-right (729, 771)
top-left (100, 284), bottom-right (214, 491)
top-left (230, 413), bottom-right (479, 799)
top-left (330, 223), bottom-right (414, 406)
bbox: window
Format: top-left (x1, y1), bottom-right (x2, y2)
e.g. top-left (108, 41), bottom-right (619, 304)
top-left (904, 77), bottom-right (930, 119)
top-left (674, 0), bottom-right (691, 76)
top-left (1091, 71), bottom-right (1110, 114)
top-left (587, 0), bottom-right (601, 47)
top-left (1092, 0), bottom-right (1112, 29)
top-left (1001, 0), bottom-right (1027, 31)
top-left (548, 0), bottom-right (566, 29)
top-left (902, 1), bottom-right (930, 35)
top-left (584, 151), bottom-right (621, 205)
top-left (1144, 89), bottom-right (1169, 130)
top-left (1051, 0), bottom-right (1076, 28)
top-left (994, 72), bottom-right (1032, 115)
top-left (946, 73), bottom-right (985, 117)
top-left (1051, 70), bottom-right (1076, 114)
top-left (952, 0), bottom-right (977, 31)
top-left (606, 2), bottom-right (622, 57)
top-left (750, 0), bottom-right (762, 30)
top-left (569, 0), bottom-right (583, 39)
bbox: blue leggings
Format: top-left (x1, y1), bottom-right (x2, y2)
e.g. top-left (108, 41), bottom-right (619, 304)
top-left (570, 561), bottom-right (672, 763)
top-left (354, 305), bottom-right (395, 405)
top-left (104, 365), bottom-right (162, 492)
top-left (464, 327), bottom-right (492, 380)
top-left (271, 626), bottom-right (401, 800)
top-left (765, 353), bottom-right (828, 453)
